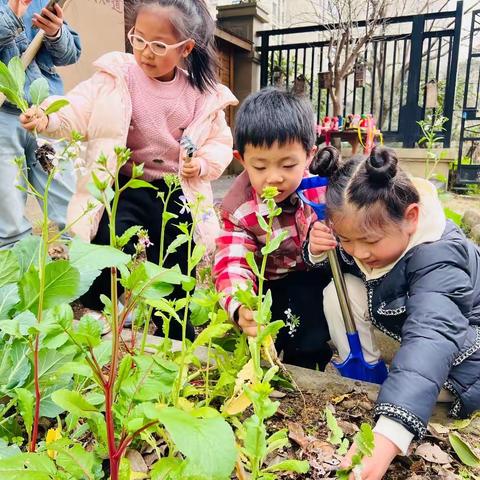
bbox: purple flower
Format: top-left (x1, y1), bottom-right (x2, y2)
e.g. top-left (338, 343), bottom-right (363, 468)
top-left (179, 195), bottom-right (191, 214)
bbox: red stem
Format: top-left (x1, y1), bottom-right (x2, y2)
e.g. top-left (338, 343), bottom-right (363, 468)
top-left (105, 267), bottom-right (121, 479)
top-left (30, 334), bottom-right (41, 452)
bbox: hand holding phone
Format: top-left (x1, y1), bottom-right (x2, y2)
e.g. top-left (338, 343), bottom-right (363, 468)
top-left (32, 0), bottom-right (65, 37)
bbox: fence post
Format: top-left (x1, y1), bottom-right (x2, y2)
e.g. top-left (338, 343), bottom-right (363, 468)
top-left (260, 33), bottom-right (269, 88)
top-left (444, 1), bottom-right (463, 148)
top-left (402, 14), bottom-right (425, 147)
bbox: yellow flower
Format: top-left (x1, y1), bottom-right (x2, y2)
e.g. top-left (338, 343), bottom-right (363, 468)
top-left (46, 427), bottom-right (62, 459)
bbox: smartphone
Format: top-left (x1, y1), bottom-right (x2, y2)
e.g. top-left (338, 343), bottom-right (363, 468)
top-left (43, 0), bottom-right (66, 15)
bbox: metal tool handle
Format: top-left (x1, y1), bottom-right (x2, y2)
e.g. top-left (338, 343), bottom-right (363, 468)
top-left (327, 249), bottom-right (357, 334)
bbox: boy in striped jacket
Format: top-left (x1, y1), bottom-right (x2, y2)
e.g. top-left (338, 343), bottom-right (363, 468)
top-left (213, 88), bottom-right (333, 369)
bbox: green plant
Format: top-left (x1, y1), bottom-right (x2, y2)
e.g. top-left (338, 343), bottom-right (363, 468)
top-left (417, 112), bottom-right (448, 180)
top-left (336, 423), bottom-right (375, 480)
top-left (227, 187), bottom-right (309, 479)
top-left (0, 56), bottom-right (68, 117)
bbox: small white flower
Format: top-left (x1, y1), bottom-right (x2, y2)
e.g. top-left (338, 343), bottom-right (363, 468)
top-left (179, 195), bottom-right (190, 215)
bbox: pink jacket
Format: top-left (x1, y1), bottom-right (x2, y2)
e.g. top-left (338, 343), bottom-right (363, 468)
top-left (45, 52), bottom-right (238, 253)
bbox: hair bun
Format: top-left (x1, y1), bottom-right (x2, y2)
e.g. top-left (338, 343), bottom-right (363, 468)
top-left (365, 147), bottom-right (398, 187)
top-left (310, 146), bottom-right (341, 177)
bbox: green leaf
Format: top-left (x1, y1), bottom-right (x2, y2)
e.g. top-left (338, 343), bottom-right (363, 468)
top-left (188, 244), bottom-right (206, 272)
top-left (444, 207), bottom-right (462, 226)
top-left (255, 213), bottom-right (269, 233)
top-left (121, 355), bottom-right (178, 401)
top-left (69, 238), bottom-right (131, 297)
top-left (7, 57), bottom-right (25, 94)
top-left (75, 314), bottom-right (102, 348)
top-left (338, 437), bottom-right (350, 455)
top-left (244, 414), bottom-right (267, 464)
top-left (43, 261), bottom-right (80, 309)
top-left (0, 452), bottom-right (57, 479)
top-left (192, 324), bottom-right (232, 350)
top-left (449, 433), bottom-right (480, 467)
top-left (29, 77), bottom-right (49, 105)
top-left (15, 388), bottom-right (34, 439)
top-left (4, 341), bottom-right (30, 390)
top-left (12, 236), bottom-right (41, 276)
top-left (0, 440), bottom-right (21, 460)
top-left (0, 284), bottom-right (19, 320)
top-left (48, 439), bottom-right (95, 479)
top-left (115, 225), bottom-right (142, 249)
top-left (246, 251), bottom-right (261, 278)
top-left (150, 457), bottom-right (185, 480)
top-left (165, 234), bottom-right (188, 257)
top-left (44, 99), bottom-right (69, 115)
top-left (325, 408), bottom-right (344, 445)
top-left (127, 179), bottom-right (157, 190)
top-left (256, 320), bottom-right (284, 345)
top-left (0, 60), bottom-right (19, 92)
top-left (0, 85), bottom-right (27, 110)
top-left (0, 310), bottom-right (36, 337)
top-left (20, 261), bottom-right (80, 314)
top-left (119, 457), bottom-right (131, 480)
top-left (51, 390), bottom-right (98, 418)
top-left (0, 250), bottom-right (20, 288)
top-left (157, 408), bottom-right (236, 479)
top-left (261, 229), bottom-right (289, 255)
top-left (354, 423), bottom-right (375, 456)
top-left (264, 459), bottom-right (310, 473)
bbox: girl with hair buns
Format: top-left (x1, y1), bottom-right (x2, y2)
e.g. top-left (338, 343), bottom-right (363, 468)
top-left (306, 146), bottom-right (480, 479)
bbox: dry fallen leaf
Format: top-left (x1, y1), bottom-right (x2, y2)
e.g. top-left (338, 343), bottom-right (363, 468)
top-left (288, 421), bottom-right (309, 449)
top-left (429, 422), bottom-right (450, 435)
top-left (126, 449), bottom-right (148, 474)
top-left (415, 442), bottom-right (453, 464)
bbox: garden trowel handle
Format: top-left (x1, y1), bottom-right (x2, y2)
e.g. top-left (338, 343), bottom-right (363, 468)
top-left (327, 249), bottom-right (357, 334)
top-left (0, 0), bottom-right (70, 108)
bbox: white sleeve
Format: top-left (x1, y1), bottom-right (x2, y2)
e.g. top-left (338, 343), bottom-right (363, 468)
top-left (373, 415), bottom-right (414, 455)
top-left (308, 243), bottom-right (327, 264)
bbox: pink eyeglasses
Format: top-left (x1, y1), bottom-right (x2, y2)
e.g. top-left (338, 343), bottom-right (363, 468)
top-left (127, 28), bottom-right (191, 56)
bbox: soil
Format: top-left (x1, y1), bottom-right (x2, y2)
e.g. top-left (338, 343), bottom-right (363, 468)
top-left (268, 389), bottom-right (480, 480)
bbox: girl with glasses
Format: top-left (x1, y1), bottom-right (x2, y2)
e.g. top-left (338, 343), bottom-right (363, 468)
top-left (20, 0), bottom-right (238, 340)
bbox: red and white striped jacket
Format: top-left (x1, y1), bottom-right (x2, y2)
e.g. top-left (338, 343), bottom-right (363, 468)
top-left (213, 171), bottom-right (327, 319)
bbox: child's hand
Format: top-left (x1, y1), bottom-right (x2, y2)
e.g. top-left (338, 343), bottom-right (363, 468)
top-left (309, 221), bottom-right (337, 256)
top-left (340, 432), bottom-right (400, 479)
top-left (181, 157), bottom-right (201, 178)
top-left (33, 3), bottom-right (64, 37)
top-left (237, 305), bottom-right (258, 337)
top-left (20, 106), bottom-right (49, 133)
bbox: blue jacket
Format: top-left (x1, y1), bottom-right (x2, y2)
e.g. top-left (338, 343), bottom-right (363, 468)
top-left (0, 0), bottom-right (81, 101)
top-left (305, 221), bottom-right (480, 439)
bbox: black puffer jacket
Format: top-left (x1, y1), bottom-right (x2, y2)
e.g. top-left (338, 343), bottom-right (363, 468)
top-left (308, 221), bottom-right (480, 439)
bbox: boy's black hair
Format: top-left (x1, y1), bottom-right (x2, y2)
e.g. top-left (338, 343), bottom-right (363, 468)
top-left (234, 88), bottom-right (316, 156)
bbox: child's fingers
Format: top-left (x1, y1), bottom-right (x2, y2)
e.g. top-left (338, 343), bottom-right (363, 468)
top-left (310, 229), bottom-right (337, 245)
top-left (312, 221), bottom-right (331, 233)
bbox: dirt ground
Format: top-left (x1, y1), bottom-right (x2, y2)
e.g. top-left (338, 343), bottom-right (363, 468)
top-left (269, 389), bottom-right (480, 480)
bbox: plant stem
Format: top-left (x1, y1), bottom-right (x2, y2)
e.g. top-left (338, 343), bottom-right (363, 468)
top-left (104, 161), bottom-right (123, 480)
top-left (30, 172), bottom-right (54, 452)
top-left (173, 199), bottom-right (200, 404)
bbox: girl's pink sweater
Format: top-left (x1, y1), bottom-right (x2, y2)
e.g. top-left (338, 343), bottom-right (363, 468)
top-left (122, 63), bottom-right (205, 181)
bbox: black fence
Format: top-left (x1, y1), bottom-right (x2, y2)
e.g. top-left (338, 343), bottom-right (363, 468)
top-left (258, 2), bottom-right (463, 148)
top-left (456, 9), bottom-right (480, 186)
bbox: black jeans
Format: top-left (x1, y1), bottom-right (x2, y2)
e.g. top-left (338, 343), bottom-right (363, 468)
top-left (81, 175), bottom-right (195, 340)
top-left (267, 269), bottom-right (332, 370)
